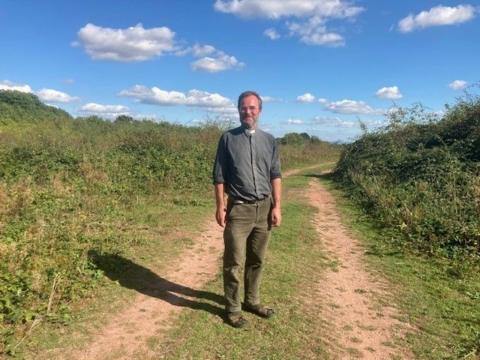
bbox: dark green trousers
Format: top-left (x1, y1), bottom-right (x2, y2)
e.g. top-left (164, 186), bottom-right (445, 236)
top-left (223, 196), bottom-right (272, 313)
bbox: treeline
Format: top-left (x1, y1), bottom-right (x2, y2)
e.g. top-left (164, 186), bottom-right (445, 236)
top-left (334, 96), bottom-right (480, 261)
top-left (0, 90), bottom-right (340, 354)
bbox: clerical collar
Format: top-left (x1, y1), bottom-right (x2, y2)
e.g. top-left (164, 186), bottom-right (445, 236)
top-left (245, 128), bottom-right (256, 136)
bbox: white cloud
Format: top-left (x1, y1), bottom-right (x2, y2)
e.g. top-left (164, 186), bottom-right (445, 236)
top-left (74, 24), bottom-right (243, 72)
top-left (312, 116), bottom-right (357, 128)
top-left (296, 95), bottom-right (382, 115)
top-left (74, 23), bottom-right (177, 62)
top-left (196, 104), bottom-right (240, 125)
top-left (287, 118), bottom-right (304, 125)
top-left (261, 96), bottom-right (277, 103)
top-left (1, 81), bottom-right (79, 105)
top-left (287, 16), bottom-right (345, 46)
top-left (207, 105), bottom-right (238, 114)
top-left (80, 103), bottom-right (130, 118)
top-left (191, 54), bottom-right (243, 73)
top-left (214, 0), bottom-right (363, 47)
top-left (191, 44), bottom-right (217, 57)
top-left (214, 0), bottom-right (363, 19)
top-left (324, 99), bottom-right (382, 115)
top-left (119, 85), bottom-right (234, 109)
top-left (188, 44), bottom-right (244, 73)
top-left (376, 86), bottom-right (403, 100)
top-left (264, 28), bottom-right (280, 40)
top-left (36, 88), bottom-right (79, 103)
top-left (398, 5), bottom-right (476, 33)
top-left (0, 80), bottom-right (32, 93)
top-left (206, 107), bottom-right (240, 125)
top-left (297, 93), bottom-right (316, 103)
top-left (449, 80), bottom-right (468, 90)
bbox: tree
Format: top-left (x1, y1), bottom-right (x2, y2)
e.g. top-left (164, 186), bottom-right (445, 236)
top-left (114, 115), bottom-right (134, 124)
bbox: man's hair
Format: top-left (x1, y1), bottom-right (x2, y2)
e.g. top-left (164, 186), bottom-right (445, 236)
top-left (237, 90), bottom-right (262, 110)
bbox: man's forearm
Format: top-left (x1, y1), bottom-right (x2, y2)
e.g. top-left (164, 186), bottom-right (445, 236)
top-left (271, 178), bottom-right (282, 208)
top-left (214, 183), bottom-right (227, 227)
top-left (215, 183), bottom-right (225, 209)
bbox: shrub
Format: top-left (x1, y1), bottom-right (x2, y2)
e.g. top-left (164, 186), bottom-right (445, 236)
top-left (335, 97), bottom-right (480, 260)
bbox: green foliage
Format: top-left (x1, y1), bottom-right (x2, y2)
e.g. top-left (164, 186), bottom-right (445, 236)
top-left (0, 90), bottom-right (72, 125)
top-left (334, 97), bottom-right (480, 261)
top-left (278, 132), bottom-right (343, 169)
top-left (0, 93), bottom-right (220, 354)
top-left (322, 177), bottom-right (480, 359)
top-left (0, 91), bottom-right (339, 354)
top-left (114, 115), bottom-right (134, 124)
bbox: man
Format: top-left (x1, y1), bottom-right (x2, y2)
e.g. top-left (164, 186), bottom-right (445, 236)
top-left (213, 90), bottom-right (282, 328)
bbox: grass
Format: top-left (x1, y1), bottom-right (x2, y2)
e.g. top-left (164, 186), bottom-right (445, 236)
top-left (18, 160), bottom-right (479, 359)
top-left (319, 176), bottom-right (480, 360)
top-left (8, 162), bottom-right (336, 359)
top-left (10, 189), bottom-right (215, 358)
top-left (144, 170), bottom-right (333, 360)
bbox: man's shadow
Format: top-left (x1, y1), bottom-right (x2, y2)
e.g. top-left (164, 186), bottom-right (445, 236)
top-left (302, 172), bottom-right (335, 180)
top-left (88, 250), bottom-right (225, 319)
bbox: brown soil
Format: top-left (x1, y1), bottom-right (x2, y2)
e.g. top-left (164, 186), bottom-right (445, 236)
top-left (306, 179), bottom-right (414, 359)
top-left (65, 220), bottom-right (224, 360)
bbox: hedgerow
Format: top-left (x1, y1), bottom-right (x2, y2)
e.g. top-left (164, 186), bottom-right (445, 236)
top-left (334, 97), bottom-right (480, 260)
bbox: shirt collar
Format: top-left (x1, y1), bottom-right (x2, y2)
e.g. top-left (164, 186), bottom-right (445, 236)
top-left (243, 127), bottom-right (256, 136)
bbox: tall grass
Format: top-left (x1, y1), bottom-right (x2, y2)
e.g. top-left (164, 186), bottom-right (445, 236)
top-left (0, 119), bottom-right (220, 354)
top-left (334, 97), bottom-right (480, 262)
top-left (278, 132), bottom-right (342, 169)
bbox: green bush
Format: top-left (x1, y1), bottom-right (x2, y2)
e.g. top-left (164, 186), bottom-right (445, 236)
top-left (335, 98), bottom-right (480, 260)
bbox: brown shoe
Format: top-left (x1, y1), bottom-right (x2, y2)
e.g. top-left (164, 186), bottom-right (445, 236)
top-left (226, 312), bottom-right (248, 328)
top-left (243, 303), bottom-right (275, 318)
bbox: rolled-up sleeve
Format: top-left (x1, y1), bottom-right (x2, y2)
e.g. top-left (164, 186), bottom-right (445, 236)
top-left (213, 134), bottom-right (227, 184)
top-left (270, 140), bottom-right (281, 179)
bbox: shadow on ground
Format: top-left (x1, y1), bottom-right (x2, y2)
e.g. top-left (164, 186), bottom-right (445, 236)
top-left (88, 250), bottom-right (224, 319)
top-left (302, 172), bottom-right (335, 180)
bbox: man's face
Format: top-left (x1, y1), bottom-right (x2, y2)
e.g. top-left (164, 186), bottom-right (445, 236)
top-left (239, 95), bottom-right (261, 129)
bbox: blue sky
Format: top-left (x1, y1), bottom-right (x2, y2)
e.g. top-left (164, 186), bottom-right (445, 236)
top-left (1, 0), bottom-right (479, 142)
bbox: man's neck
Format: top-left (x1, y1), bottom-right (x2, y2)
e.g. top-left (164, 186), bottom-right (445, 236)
top-left (241, 124), bottom-right (257, 131)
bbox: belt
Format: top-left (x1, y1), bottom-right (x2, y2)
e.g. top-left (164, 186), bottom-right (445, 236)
top-left (230, 196), bottom-right (268, 205)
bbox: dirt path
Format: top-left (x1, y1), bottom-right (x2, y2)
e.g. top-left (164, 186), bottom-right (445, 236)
top-left (60, 166), bottom-right (328, 359)
top-left (56, 167), bottom-right (412, 359)
top-left (283, 162), bottom-right (336, 177)
top-left (66, 221), bottom-right (224, 360)
top-left (306, 179), bottom-right (413, 359)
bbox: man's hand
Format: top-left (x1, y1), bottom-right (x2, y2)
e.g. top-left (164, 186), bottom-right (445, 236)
top-left (216, 206), bottom-right (227, 227)
top-left (271, 206), bottom-right (282, 227)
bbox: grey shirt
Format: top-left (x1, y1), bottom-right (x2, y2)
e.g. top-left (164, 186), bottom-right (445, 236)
top-left (213, 126), bottom-right (281, 201)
